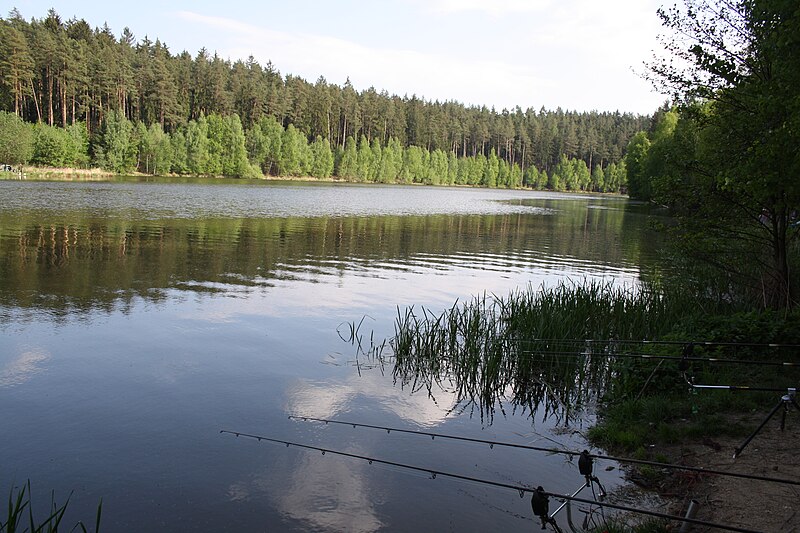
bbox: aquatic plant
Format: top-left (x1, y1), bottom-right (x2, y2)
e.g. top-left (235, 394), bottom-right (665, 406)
top-left (1, 480), bottom-right (102, 533)
top-left (390, 280), bottom-right (701, 423)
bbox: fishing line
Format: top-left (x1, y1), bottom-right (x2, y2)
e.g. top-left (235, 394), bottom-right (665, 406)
top-left (220, 429), bottom-right (761, 533)
top-left (287, 415), bottom-right (800, 487)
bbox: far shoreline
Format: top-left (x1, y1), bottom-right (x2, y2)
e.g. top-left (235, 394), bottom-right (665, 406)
top-left (2, 165), bottom-right (628, 196)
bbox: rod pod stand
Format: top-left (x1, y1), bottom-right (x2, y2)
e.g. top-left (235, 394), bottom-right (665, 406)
top-left (734, 388), bottom-right (799, 458)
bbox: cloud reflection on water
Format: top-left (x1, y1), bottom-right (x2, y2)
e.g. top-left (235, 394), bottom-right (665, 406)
top-left (0, 349), bottom-right (49, 387)
top-left (286, 373), bottom-right (457, 428)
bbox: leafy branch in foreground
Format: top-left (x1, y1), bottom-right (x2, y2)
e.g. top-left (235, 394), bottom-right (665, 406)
top-left (638, 0), bottom-right (800, 309)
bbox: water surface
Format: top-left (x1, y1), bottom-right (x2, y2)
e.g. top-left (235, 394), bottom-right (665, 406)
top-left (0, 179), bottom-right (661, 531)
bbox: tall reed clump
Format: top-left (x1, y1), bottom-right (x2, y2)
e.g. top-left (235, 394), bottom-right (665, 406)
top-left (1, 481), bottom-right (102, 533)
top-left (391, 280), bottom-right (700, 422)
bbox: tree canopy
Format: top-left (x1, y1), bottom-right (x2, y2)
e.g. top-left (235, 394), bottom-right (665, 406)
top-left (636, 0), bottom-right (800, 309)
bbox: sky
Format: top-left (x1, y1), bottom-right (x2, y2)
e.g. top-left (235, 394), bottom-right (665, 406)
top-left (9, 0), bottom-right (669, 115)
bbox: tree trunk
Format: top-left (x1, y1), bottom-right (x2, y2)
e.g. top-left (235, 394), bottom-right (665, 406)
top-left (30, 78), bottom-right (42, 123)
top-left (770, 213), bottom-right (792, 308)
top-left (48, 67), bottom-right (54, 126)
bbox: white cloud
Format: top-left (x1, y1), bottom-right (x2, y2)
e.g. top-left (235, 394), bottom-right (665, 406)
top-left (419, 0), bottom-right (552, 16)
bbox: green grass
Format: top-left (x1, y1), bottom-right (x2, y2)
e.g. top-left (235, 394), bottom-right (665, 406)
top-left (1, 481), bottom-right (101, 533)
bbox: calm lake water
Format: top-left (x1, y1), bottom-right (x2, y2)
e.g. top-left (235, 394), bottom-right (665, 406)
top-left (0, 179), bottom-right (661, 532)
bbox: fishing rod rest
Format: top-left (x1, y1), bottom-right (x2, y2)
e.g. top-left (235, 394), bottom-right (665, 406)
top-left (733, 388), bottom-right (799, 459)
top-left (531, 487), bottom-right (563, 532)
top-left (578, 450), bottom-right (607, 498)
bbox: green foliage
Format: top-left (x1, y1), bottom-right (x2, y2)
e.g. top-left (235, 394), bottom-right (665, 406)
top-left (0, 111), bottom-right (33, 164)
top-left (138, 123), bottom-right (173, 175)
top-left (482, 149), bottom-right (499, 187)
top-left (429, 149), bottom-right (447, 186)
top-left (625, 131), bottom-right (651, 199)
top-left (446, 151), bottom-right (458, 185)
top-left (205, 113), bottom-right (249, 177)
top-left (278, 124), bottom-right (304, 176)
top-left (28, 122), bottom-right (89, 168)
top-left (603, 161), bottom-right (626, 193)
top-left (185, 116), bottom-right (210, 175)
top-left (548, 154), bottom-right (596, 192)
top-left (573, 157), bottom-right (590, 190)
top-left (261, 116), bottom-right (284, 176)
top-left (591, 163), bottom-right (605, 191)
top-left (400, 145), bottom-right (425, 184)
top-left (170, 129), bottom-right (188, 174)
top-left (337, 136), bottom-right (358, 179)
top-left (589, 307), bottom-right (800, 451)
top-left (355, 135), bottom-right (373, 182)
top-left (309, 136), bottom-right (333, 178)
top-left (65, 123), bottom-right (90, 167)
top-left (376, 137), bottom-right (403, 183)
top-left (645, 0), bottom-right (800, 308)
top-left (97, 110), bottom-right (135, 173)
top-left (31, 124), bottom-right (70, 166)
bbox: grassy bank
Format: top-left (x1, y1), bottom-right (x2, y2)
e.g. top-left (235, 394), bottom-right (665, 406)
top-left (587, 310), bottom-right (800, 451)
top-left (9, 166), bottom-right (116, 181)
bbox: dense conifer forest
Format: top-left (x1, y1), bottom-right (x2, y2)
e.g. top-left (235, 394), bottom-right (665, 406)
top-left (0, 8), bottom-right (651, 189)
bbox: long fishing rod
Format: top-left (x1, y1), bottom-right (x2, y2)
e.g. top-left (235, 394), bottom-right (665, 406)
top-left (287, 415), bottom-right (800, 487)
top-left (689, 383), bottom-right (798, 393)
top-left (508, 348), bottom-right (800, 367)
top-left (407, 343), bottom-right (800, 368)
top-left (506, 337), bottom-right (800, 349)
top-left (220, 429), bottom-right (761, 533)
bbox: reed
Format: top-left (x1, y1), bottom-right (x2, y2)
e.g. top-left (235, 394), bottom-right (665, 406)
top-left (390, 280), bottom-right (703, 422)
top-left (1, 481), bottom-right (101, 533)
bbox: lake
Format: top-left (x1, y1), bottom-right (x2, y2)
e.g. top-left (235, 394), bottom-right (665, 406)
top-left (0, 179), bottom-right (661, 532)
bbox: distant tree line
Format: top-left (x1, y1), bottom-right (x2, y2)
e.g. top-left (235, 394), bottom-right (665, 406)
top-left (0, 8), bottom-right (651, 190)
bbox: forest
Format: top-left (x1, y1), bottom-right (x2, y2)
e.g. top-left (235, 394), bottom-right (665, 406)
top-left (0, 8), bottom-right (649, 190)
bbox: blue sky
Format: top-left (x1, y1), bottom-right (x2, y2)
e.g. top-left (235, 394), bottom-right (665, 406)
top-left (9, 0), bottom-right (668, 114)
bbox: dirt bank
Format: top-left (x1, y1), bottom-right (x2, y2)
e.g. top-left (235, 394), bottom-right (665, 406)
top-left (641, 411), bottom-right (799, 532)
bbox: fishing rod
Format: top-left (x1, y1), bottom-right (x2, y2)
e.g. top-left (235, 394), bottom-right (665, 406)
top-left (287, 415), bottom-right (800, 487)
top-left (220, 429), bottom-right (761, 533)
top-left (506, 337), bottom-right (800, 349)
top-left (403, 343), bottom-right (800, 367)
top-left (510, 348), bottom-right (800, 367)
top-left (688, 383), bottom-right (798, 393)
